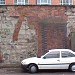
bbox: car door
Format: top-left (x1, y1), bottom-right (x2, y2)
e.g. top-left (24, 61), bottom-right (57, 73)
top-left (60, 51), bottom-right (75, 69)
top-left (38, 51), bottom-right (61, 69)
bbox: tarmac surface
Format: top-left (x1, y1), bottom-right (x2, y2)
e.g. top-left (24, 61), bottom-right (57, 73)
top-left (0, 68), bottom-right (22, 74)
top-left (0, 68), bottom-right (75, 75)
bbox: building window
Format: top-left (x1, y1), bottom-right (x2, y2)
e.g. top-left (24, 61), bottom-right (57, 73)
top-left (37, 0), bottom-right (51, 5)
top-left (60, 0), bottom-right (73, 5)
top-left (14, 0), bottom-right (28, 5)
top-left (0, 0), bottom-right (5, 5)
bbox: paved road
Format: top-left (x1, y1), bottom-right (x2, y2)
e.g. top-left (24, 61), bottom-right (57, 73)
top-left (0, 68), bottom-right (75, 75)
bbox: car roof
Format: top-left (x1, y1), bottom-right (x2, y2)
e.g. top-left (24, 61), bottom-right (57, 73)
top-left (49, 49), bottom-right (73, 52)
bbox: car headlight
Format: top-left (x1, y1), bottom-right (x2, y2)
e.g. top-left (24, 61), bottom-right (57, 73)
top-left (21, 61), bottom-right (26, 65)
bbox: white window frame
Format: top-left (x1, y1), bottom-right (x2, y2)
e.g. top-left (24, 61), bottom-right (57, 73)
top-left (60, 0), bottom-right (73, 5)
top-left (14, 0), bottom-right (29, 5)
top-left (37, 0), bottom-right (51, 5)
top-left (0, 0), bottom-right (5, 5)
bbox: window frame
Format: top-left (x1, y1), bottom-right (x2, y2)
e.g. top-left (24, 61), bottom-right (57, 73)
top-left (14, 0), bottom-right (29, 5)
top-left (0, 0), bottom-right (5, 5)
top-left (37, 0), bottom-right (51, 5)
top-left (60, 0), bottom-right (73, 5)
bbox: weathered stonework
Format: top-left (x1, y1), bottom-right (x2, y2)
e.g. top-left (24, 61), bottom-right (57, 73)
top-left (66, 7), bottom-right (75, 51)
top-left (0, 6), bottom-right (38, 66)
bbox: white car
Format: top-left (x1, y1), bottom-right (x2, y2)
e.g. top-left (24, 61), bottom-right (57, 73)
top-left (21, 49), bottom-right (75, 73)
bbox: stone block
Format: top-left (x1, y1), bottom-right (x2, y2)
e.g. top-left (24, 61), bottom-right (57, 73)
top-left (65, 11), bottom-right (72, 15)
top-left (6, 16), bottom-right (11, 21)
top-left (19, 29), bottom-right (25, 34)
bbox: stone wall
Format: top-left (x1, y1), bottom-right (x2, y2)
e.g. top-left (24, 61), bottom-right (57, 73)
top-left (0, 6), bottom-right (75, 66)
top-left (0, 6), bottom-right (38, 66)
top-left (66, 6), bottom-right (75, 51)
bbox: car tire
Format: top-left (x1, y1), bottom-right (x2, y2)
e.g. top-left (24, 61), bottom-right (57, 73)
top-left (28, 64), bottom-right (38, 73)
top-left (69, 64), bottom-right (75, 72)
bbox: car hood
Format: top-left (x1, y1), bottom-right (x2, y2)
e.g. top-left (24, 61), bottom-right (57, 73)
top-left (25, 57), bottom-right (38, 60)
top-left (21, 57), bottom-right (41, 64)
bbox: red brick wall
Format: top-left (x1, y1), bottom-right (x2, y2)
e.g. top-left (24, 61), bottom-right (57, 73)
top-left (6, 0), bottom-right (14, 5)
top-left (29, 0), bottom-right (36, 5)
top-left (73, 0), bottom-right (75, 5)
top-left (8, 6), bottom-right (67, 57)
top-left (52, 0), bottom-right (60, 5)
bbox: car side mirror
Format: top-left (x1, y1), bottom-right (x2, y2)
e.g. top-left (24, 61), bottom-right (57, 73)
top-left (43, 56), bottom-right (46, 59)
top-left (41, 55), bottom-right (46, 59)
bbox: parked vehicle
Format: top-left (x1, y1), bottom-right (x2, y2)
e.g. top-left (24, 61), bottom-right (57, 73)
top-left (21, 49), bottom-right (75, 73)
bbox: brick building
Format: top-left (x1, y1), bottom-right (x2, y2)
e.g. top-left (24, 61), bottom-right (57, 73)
top-left (0, 0), bottom-right (75, 5)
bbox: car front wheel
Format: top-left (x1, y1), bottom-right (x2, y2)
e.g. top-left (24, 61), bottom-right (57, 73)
top-left (28, 64), bottom-right (38, 73)
top-left (69, 64), bottom-right (75, 72)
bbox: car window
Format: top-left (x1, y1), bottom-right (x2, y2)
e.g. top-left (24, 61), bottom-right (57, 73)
top-left (44, 51), bottom-right (60, 58)
top-left (61, 51), bottom-right (75, 58)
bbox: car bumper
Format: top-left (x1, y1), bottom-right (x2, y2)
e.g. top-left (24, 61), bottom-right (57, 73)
top-left (21, 64), bottom-right (28, 71)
